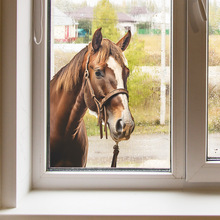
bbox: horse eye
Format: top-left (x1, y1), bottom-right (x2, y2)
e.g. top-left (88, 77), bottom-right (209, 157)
top-left (95, 70), bottom-right (102, 77)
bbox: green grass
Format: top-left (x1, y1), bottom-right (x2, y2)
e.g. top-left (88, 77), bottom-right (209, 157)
top-left (84, 113), bottom-right (169, 136)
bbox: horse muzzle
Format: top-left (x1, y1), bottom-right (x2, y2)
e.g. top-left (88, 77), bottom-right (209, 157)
top-left (110, 118), bottom-right (135, 142)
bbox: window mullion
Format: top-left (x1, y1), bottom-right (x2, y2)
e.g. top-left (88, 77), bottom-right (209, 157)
top-left (172, 0), bottom-right (187, 179)
top-left (186, 0), bottom-right (207, 181)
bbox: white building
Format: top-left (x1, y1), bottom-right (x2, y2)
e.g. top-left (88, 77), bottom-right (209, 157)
top-left (53, 7), bottom-right (78, 43)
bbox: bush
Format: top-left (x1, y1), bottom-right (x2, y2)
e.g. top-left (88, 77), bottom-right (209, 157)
top-left (209, 48), bottom-right (220, 66)
top-left (209, 35), bottom-right (220, 66)
top-left (125, 33), bottom-right (145, 72)
top-left (209, 116), bottom-right (220, 133)
top-left (127, 69), bottom-right (160, 109)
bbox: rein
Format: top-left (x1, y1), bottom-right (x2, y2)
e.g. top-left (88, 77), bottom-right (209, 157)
top-left (84, 54), bottom-right (128, 167)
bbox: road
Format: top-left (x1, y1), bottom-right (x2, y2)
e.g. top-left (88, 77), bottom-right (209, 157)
top-left (86, 134), bottom-right (170, 169)
top-left (86, 133), bottom-right (220, 169)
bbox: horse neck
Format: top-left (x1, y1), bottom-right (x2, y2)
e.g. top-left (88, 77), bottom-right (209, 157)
top-left (64, 75), bottom-right (88, 137)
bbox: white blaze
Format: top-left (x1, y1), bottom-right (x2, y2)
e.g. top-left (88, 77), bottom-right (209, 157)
top-left (106, 56), bottom-right (132, 123)
top-left (107, 56), bottom-right (124, 89)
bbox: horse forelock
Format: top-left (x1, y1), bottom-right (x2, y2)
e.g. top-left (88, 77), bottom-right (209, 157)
top-left (94, 39), bottom-right (125, 68)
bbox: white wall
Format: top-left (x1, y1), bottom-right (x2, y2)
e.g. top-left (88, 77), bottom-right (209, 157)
top-left (1, 0), bottom-right (17, 208)
top-left (54, 26), bottom-right (66, 39)
top-left (16, 0), bottom-right (32, 205)
top-left (1, 0), bottom-right (32, 208)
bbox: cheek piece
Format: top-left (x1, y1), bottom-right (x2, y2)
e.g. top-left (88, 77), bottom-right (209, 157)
top-left (84, 54), bottom-right (129, 167)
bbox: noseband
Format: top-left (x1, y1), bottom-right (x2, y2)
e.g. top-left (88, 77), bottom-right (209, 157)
top-left (84, 54), bottom-right (129, 140)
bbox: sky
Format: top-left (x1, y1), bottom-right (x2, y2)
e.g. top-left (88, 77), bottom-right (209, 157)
top-left (65, 0), bottom-right (170, 7)
top-left (58, 0), bottom-right (220, 13)
top-left (65, 0), bottom-right (219, 7)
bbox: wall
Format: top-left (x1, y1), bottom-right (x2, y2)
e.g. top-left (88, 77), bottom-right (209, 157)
top-left (1, 0), bottom-right (17, 208)
top-left (1, 0), bottom-right (32, 208)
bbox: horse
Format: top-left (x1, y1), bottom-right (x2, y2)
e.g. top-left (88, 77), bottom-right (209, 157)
top-left (50, 28), bottom-right (135, 167)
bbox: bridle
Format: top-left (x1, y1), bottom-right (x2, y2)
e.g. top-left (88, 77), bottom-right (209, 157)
top-left (84, 54), bottom-right (129, 139)
top-left (84, 53), bottom-right (129, 167)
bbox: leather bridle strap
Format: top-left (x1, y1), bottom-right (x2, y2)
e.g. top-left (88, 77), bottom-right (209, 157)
top-left (111, 144), bottom-right (119, 167)
top-left (100, 89), bottom-right (128, 107)
top-left (85, 72), bottom-right (104, 138)
top-left (100, 89), bottom-right (128, 139)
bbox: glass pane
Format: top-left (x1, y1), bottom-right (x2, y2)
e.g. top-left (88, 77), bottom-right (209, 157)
top-left (49, 0), bottom-right (171, 169)
top-left (208, 0), bottom-right (220, 159)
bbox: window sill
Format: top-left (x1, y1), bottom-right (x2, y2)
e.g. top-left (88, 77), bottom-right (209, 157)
top-left (1, 190), bottom-right (220, 218)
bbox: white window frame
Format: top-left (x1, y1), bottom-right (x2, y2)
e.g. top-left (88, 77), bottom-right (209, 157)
top-left (32, 0), bottom-right (188, 190)
top-left (186, 0), bottom-right (220, 182)
top-left (2, 0), bottom-right (220, 216)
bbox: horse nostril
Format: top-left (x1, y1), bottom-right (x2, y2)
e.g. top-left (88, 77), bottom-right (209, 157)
top-left (131, 123), bottom-right (135, 133)
top-left (116, 119), bottom-right (123, 133)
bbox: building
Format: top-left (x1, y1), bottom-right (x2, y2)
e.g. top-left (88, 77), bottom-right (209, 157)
top-left (68, 6), bottom-right (136, 35)
top-left (53, 7), bottom-right (78, 43)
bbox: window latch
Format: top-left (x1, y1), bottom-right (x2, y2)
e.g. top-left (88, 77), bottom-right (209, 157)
top-left (34, 0), bottom-right (43, 45)
top-left (198, 0), bottom-right (207, 21)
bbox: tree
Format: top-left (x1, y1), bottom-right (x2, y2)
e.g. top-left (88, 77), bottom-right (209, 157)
top-left (78, 20), bottom-right (92, 35)
top-left (124, 33), bottom-right (145, 73)
top-left (125, 34), bottom-right (156, 108)
top-left (92, 0), bottom-right (120, 42)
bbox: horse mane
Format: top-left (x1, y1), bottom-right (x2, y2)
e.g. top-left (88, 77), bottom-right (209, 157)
top-left (52, 39), bottom-right (125, 92)
top-left (52, 46), bottom-right (88, 92)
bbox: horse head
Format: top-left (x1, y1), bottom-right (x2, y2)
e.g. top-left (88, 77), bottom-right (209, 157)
top-left (84, 28), bottom-right (135, 142)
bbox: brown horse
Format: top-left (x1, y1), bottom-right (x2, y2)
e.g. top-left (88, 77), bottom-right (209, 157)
top-left (50, 28), bottom-right (135, 167)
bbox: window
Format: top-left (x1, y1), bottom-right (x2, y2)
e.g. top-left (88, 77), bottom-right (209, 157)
top-left (31, 0), bottom-right (220, 189)
top-left (49, 0), bottom-right (171, 170)
top-left (186, 0), bottom-right (220, 182)
top-left (32, 0), bottom-right (186, 189)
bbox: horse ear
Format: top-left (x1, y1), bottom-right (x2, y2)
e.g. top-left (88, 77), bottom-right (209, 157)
top-left (92, 28), bottom-right (102, 52)
top-left (116, 30), bottom-right (131, 51)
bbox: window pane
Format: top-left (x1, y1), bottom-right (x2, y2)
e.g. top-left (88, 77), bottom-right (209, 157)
top-left (208, 0), bottom-right (220, 159)
top-left (49, 0), bottom-right (171, 169)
